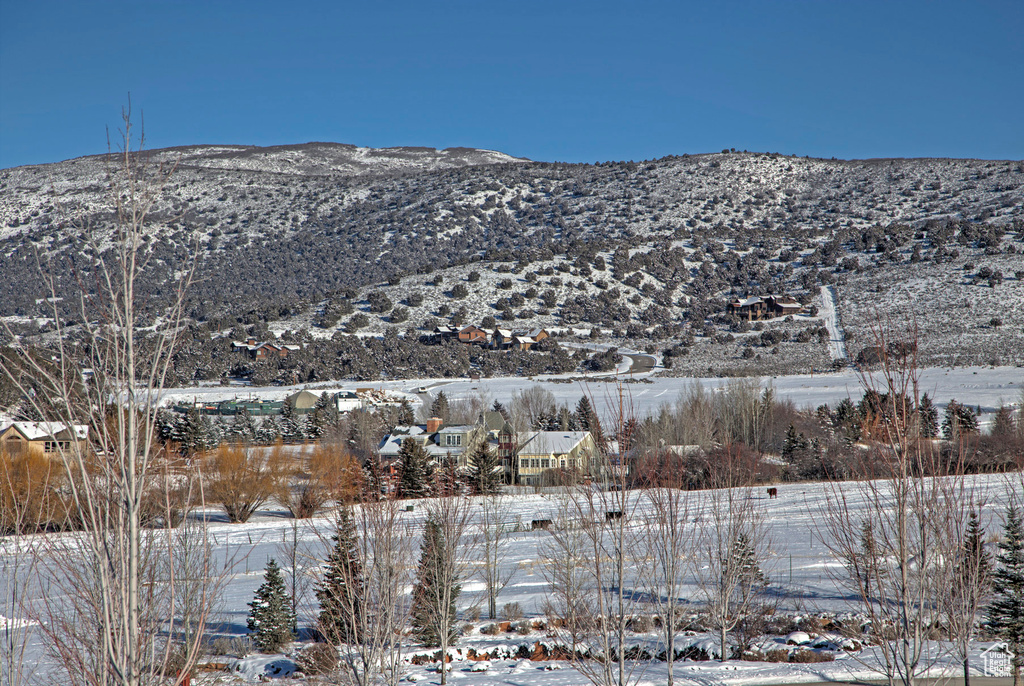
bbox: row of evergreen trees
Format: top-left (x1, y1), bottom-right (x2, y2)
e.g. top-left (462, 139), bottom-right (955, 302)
top-left (395, 436), bottom-right (502, 499)
top-left (160, 394), bottom-right (342, 455)
top-left (247, 507), bottom-right (464, 654)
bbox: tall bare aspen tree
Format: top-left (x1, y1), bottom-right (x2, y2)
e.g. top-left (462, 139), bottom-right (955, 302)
top-left (0, 104), bottom-right (208, 686)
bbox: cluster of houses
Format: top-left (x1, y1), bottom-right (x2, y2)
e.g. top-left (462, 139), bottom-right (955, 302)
top-left (726, 294), bottom-right (804, 321)
top-left (377, 410), bottom-right (599, 486)
top-left (430, 325), bottom-right (551, 352)
top-left (1, 420), bottom-right (89, 457)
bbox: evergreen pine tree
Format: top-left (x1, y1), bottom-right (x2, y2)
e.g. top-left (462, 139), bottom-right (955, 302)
top-left (988, 503), bottom-right (1024, 685)
top-left (730, 532), bottom-right (768, 593)
top-left (398, 438), bottom-right (433, 499)
top-left (247, 558), bottom-right (296, 652)
top-left (491, 400), bottom-right (510, 421)
top-left (575, 396), bottom-right (598, 433)
top-left (953, 508), bottom-right (992, 686)
top-left (468, 441), bottom-right (501, 495)
top-left (411, 518), bottom-right (461, 648)
top-left (280, 401), bottom-right (305, 442)
top-left (992, 405), bottom-right (1018, 437)
top-left (854, 519), bottom-right (886, 601)
top-left (943, 399), bottom-right (979, 440)
top-left (397, 398), bottom-right (416, 425)
top-left (255, 416), bottom-right (281, 444)
top-left (782, 424), bottom-right (803, 461)
top-left (316, 508), bottom-right (363, 644)
top-left (833, 397), bottom-right (861, 442)
top-left (919, 393), bottom-right (939, 438)
top-left (963, 509), bottom-right (992, 583)
top-left (429, 392), bottom-right (450, 423)
top-left (575, 395), bottom-right (605, 451)
top-left (307, 393), bottom-right (335, 439)
top-left (231, 408), bottom-right (258, 441)
top-left (172, 406), bottom-right (205, 456)
top-left (199, 415), bottom-right (220, 451)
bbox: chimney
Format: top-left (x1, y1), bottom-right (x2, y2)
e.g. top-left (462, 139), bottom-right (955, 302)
top-left (247, 338), bottom-right (256, 345)
top-left (426, 417), bottom-right (443, 433)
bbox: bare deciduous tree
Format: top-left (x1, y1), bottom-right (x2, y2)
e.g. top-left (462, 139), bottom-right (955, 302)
top-left (205, 443), bottom-right (289, 523)
top-left (0, 103), bottom-right (211, 685)
top-left (319, 498), bottom-right (415, 686)
top-left (642, 471), bottom-right (698, 685)
top-left (692, 470), bottom-right (771, 662)
top-left (542, 384), bottom-right (649, 686)
top-left (820, 321), bottom-right (966, 686)
top-left (477, 493), bottom-right (517, 620)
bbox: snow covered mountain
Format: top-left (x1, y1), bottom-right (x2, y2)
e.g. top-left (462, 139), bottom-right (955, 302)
top-left (1, 144), bottom-right (1022, 371)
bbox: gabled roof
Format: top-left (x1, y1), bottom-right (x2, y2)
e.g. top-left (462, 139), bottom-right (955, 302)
top-left (437, 424), bottom-right (474, 434)
top-left (378, 425), bottom-right (429, 456)
top-left (480, 410), bottom-right (507, 432)
top-left (1, 421), bottom-right (89, 441)
top-left (730, 296), bottom-right (764, 307)
top-left (516, 431), bottom-right (591, 456)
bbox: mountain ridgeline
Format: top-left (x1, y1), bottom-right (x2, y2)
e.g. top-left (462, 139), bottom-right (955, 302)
top-left (1, 143), bottom-right (1023, 371)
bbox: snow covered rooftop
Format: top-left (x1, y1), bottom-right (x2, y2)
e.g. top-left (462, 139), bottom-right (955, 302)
top-left (517, 430), bottom-right (590, 455)
top-left (1, 421), bottom-right (89, 441)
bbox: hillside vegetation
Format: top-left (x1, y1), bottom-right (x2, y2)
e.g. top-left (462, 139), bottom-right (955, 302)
top-left (1, 145), bottom-right (1022, 375)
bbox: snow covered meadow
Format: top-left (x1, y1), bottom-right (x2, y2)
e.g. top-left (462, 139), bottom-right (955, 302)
top-left (4, 365), bottom-right (1023, 684)
top-left (4, 472), bottom-right (1022, 684)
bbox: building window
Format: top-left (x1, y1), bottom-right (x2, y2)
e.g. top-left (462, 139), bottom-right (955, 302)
top-left (445, 434), bottom-right (462, 447)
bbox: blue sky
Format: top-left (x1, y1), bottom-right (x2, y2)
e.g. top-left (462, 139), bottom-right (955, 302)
top-left (1, 1), bottom-right (1022, 168)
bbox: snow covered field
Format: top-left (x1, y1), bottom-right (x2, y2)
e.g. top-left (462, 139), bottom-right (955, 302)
top-left (5, 472), bottom-right (1022, 684)
top-left (158, 364), bottom-right (1024, 430)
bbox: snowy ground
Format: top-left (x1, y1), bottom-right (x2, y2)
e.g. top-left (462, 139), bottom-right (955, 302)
top-left (160, 364), bottom-right (1024, 431)
top-left (818, 286), bottom-right (848, 363)
top-left (5, 473), bottom-right (1021, 684)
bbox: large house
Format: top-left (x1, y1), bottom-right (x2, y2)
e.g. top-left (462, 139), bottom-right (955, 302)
top-left (334, 390), bottom-right (361, 413)
top-left (377, 417), bottom-right (487, 470)
top-left (727, 295), bottom-right (804, 321)
top-left (232, 338), bottom-right (301, 360)
top-left (491, 328), bottom-right (549, 351)
top-left (376, 412), bottom-right (598, 486)
top-left (514, 430), bottom-right (596, 486)
top-left (1, 421), bottom-right (89, 458)
top-left (457, 325), bottom-right (489, 345)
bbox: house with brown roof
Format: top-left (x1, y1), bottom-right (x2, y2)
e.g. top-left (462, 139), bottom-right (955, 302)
top-left (457, 325), bottom-right (489, 345)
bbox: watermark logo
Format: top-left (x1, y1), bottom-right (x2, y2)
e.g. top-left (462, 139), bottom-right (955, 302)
top-left (980, 642), bottom-right (1013, 677)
